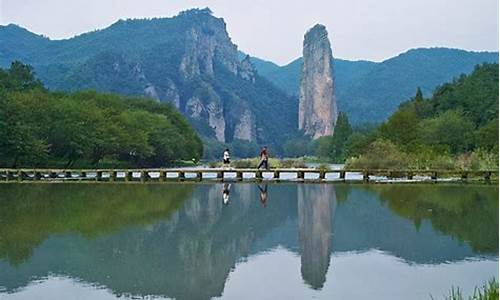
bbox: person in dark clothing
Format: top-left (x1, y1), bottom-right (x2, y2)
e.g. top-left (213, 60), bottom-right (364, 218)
top-left (258, 184), bottom-right (268, 207)
top-left (223, 148), bottom-right (230, 167)
top-left (257, 146), bottom-right (269, 170)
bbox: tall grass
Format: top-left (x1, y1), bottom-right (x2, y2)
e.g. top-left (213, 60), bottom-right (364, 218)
top-left (433, 279), bottom-right (499, 300)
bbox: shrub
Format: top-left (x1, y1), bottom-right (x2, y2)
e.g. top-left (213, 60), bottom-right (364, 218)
top-left (345, 139), bottom-right (408, 170)
top-left (279, 158), bottom-right (306, 168)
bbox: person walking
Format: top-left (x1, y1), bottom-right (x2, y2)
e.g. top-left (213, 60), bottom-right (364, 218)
top-left (257, 146), bottom-right (269, 170)
top-left (223, 148), bottom-right (230, 168)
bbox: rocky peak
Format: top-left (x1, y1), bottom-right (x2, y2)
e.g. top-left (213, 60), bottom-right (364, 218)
top-left (238, 55), bottom-right (256, 83)
top-left (298, 24), bottom-right (338, 139)
top-left (179, 9), bottom-right (239, 79)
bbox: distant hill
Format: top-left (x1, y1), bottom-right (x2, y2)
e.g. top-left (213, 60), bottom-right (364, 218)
top-left (248, 48), bottom-right (498, 124)
top-left (0, 9), bottom-right (298, 157)
top-left (1, 11), bottom-right (497, 139)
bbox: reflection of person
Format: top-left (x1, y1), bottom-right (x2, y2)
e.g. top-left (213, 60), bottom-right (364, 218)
top-left (257, 146), bottom-right (269, 170)
top-left (258, 184), bottom-right (268, 207)
top-left (223, 148), bottom-right (230, 168)
top-left (222, 183), bottom-right (231, 205)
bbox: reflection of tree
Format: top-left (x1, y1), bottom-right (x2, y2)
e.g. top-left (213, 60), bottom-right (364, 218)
top-left (0, 183), bottom-right (192, 265)
top-left (364, 185), bottom-right (499, 253)
top-left (0, 184), bottom-right (298, 300)
top-left (298, 185), bottom-right (336, 289)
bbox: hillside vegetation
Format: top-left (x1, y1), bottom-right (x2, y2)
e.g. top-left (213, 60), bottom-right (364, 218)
top-left (0, 62), bottom-right (202, 168)
top-left (251, 48), bottom-right (498, 125)
top-left (342, 63), bottom-right (499, 170)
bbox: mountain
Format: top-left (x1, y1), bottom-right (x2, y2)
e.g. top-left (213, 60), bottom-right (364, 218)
top-left (0, 8), bottom-right (298, 155)
top-left (249, 48), bottom-right (498, 124)
top-left (298, 24), bottom-right (338, 138)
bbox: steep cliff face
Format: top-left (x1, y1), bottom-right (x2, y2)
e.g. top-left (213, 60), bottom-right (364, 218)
top-left (0, 8), bottom-right (298, 150)
top-left (298, 24), bottom-right (338, 139)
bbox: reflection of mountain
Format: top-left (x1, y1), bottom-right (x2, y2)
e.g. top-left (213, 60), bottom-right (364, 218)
top-left (298, 185), bottom-right (336, 289)
top-left (0, 184), bottom-right (497, 299)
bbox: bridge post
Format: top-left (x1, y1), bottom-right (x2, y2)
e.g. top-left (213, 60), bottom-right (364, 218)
top-left (65, 171), bottom-right (72, 179)
top-left (178, 171), bottom-right (185, 181)
top-left (431, 171), bottom-right (438, 181)
top-left (35, 171), bottom-right (42, 181)
top-left (461, 171), bottom-right (468, 181)
top-left (80, 171), bottom-right (87, 181)
top-left (110, 171), bottom-right (117, 182)
top-left (407, 171), bottom-right (413, 180)
top-left (319, 171), bottom-right (326, 180)
top-left (484, 171), bottom-right (492, 182)
top-left (363, 171), bottom-right (369, 182)
top-left (236, 171), bottom-right (243, 181)
top-left (217, 171), bottom-right (223, 180)
top-left (339, 171), bottom-right (346, 181)
top-left (297, 171), bottom-right (304, 180)
top-left (160, 170), bottom-right (167, 182)
top-left (273, 171), bottom-right (280, 180)
top-left (125, 171), bottom-right (133, 182)
top-left (256, 171), bottom-right (263, 180)
top-left (97, 171), bottom-right (103, 181)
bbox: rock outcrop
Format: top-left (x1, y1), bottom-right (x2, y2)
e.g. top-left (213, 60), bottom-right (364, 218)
top-left (5, 8), bottom-right (297, 147)
top-left (298, 24), bottom-right (338, 139)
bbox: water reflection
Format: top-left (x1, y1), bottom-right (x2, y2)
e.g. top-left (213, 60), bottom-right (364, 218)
top-left (0, 183), bottom-right (497, 299)
top-left (298, 185), bottom-right (335, 289)
top-left (222, 183), bottom-right (231, 205)
top-left (258, 184), bottom-right (268, 207)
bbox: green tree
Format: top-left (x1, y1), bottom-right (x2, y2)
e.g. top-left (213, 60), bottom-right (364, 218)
top-left (419, 110), bottom-right (474, 154)
top-left (379, 107), bottom-right (419, 151)
top-left (329, 112), bottom-right (353, 162)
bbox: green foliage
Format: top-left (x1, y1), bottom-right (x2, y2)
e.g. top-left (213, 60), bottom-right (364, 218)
top-left (474, 119), bottom-right (499, 151)
top-left (345, 139), bottom-right (408, 169)
top-left (346, 63), bottom-right (498, 169)
top-left (279, 158), bottom-right (306, 168)
top-left (0, 183), bottom-right (193, 265)
top-left (379, 107), bottom-right (419, 151)
top-left (314, 112), bottom-right (353, 162)
top-left (419, 110), bottom-right (475, 154)
top-left (0, 63), bottom-right (202, 167)
top-left (283, 136), bottom-right (310, 157)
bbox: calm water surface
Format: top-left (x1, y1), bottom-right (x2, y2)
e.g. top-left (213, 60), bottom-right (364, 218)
top-left (0, 183), bottom-right (497, 299)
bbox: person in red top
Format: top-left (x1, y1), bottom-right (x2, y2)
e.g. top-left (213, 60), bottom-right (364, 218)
top-left (257, 146), bottom-right (269, 170)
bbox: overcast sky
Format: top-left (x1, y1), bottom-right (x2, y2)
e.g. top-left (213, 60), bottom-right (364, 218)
top-left (0, 0), bottom-right (498, 65)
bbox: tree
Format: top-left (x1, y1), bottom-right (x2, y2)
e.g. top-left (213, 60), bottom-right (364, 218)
top-left (330, 112), bottom-right (353, 162)
top-left (419, 110), bottom-right (474, 154)
top-left (379, 107), bottom-right (419, 152)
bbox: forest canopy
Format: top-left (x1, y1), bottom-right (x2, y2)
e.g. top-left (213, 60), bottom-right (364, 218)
top-left (0, 61), bottom-right (203, 168)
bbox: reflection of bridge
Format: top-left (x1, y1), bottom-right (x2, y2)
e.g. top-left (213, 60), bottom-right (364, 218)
top-left (0, 184), bottom-right (495, 299)
top-left (0, 168), bottom-right (497, 182)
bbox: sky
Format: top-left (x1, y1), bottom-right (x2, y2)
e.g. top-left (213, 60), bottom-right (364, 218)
top-left (0, 0), bottom-right (498, 65)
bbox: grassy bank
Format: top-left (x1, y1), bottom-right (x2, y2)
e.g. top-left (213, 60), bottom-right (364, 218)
top-left (436, 279), bottom-right (498, 300)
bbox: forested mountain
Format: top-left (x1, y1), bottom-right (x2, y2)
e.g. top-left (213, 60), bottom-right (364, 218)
top-left (0, 62), bottom-right (202, 168)
top-left (248, 48), bottom-right (498, 124)
top-left (0, 8), bottom-right (298, 157)
top-left (1, 8), bottom-right (497, 156)
top-left (343, 63), bottom-right (499, 169)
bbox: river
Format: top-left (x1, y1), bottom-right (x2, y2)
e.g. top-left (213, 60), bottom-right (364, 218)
top-left (0, 183), bottom-right (497, 299)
